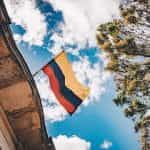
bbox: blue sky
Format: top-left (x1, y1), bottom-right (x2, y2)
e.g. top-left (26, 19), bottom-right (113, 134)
top-left (6, 0), bottom-right (139, 149)
top-left (46, 79), bottom-right (139, 150)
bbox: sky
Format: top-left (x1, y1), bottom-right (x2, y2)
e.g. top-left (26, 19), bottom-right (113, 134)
top-left (5, 0), bottom-right (140, 149)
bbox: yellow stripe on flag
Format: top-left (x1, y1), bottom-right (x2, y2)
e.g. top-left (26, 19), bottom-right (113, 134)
top-left (55, 51), bottom-right (90, 100)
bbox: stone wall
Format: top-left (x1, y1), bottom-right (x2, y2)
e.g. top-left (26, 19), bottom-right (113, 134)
top-left (0, 1), bottom-right (55, 150)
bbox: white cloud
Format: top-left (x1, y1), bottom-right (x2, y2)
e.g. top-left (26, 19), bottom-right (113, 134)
top-left (72, 56), bottom-right (111, 106)
top-left (4, 0), bottom-right (47, 46)
top-left (144, 110), bottom-right (150, 118)
top-left (13, 34), bottom-right (22, 43)
top-left (45, 0), bottom-right (120, 54)
top-left (6, 0), bottom-right (115, 122)
top-left (53, 135), bottom-right (91, 150)
top-left (4, 0), bottom-right (120, 50)
top-left (100, 140), bottom-right (112, 150)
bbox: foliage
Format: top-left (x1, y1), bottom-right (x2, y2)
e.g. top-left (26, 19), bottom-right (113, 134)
top-left (96, 0), bottom-right (150, 149)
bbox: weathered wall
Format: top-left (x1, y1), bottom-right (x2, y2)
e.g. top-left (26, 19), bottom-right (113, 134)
top-left (0, 106), bottom-right (16, 150)
top-left (0, 130), bottom-right (13, 150)
top-left (0, 1), bottom-right (55, 150)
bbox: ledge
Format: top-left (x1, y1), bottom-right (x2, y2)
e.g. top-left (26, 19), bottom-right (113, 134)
top-left (0, 1), bottom-right (55, 150)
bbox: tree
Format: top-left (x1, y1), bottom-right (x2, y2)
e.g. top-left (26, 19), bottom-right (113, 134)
top-left (96, 0), bottom-right (150, 149)
top-left (113, 92), bottom-right (128, 106)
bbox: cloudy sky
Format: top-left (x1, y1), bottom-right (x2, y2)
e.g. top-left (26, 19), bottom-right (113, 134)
top-left (5, 0), bottom-right (139, 149)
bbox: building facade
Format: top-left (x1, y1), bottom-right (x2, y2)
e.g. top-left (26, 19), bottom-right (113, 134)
top-left (0, 1), bottom-right (55, 150)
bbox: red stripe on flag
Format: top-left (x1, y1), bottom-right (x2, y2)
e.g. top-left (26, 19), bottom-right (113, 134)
top-left (43, 65), bottom-right (75, 114)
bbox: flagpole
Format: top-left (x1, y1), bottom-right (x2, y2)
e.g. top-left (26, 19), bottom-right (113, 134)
top-left (32, 50), bottom-right (65, 77)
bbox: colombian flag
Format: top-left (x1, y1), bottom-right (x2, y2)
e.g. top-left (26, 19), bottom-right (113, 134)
top-left (42, 51), bottom-right (90, 114)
